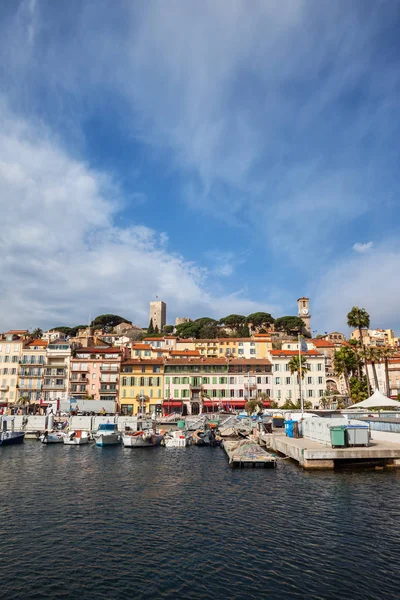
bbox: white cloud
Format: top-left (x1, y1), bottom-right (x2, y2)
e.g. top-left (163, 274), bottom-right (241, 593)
top-left (313, 242), bottom-right (400, 334)
top-left (0, 107), bottom-right (274, 330)
top-left (353, 241), bottom-right (373, 254)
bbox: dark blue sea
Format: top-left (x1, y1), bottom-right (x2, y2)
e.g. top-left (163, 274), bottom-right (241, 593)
top-left (1, 441), bottom-right (400, 600)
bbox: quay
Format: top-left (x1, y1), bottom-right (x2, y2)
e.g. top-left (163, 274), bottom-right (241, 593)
top-left (260, 432), bottom-right (400, 469)
top-left (223, 439), bottom-right (277, 468)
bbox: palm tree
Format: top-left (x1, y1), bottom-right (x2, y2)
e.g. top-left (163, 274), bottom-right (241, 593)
top-left (333, 347), bottom-right (357, 398)
top-left (347, 306), bottom-right (371, 394)
top-left (31, 328), bottom-right (43, 339)
top-left (288, 354), bottom-right (310, 404)
top-left (379, 346), bottom-right (394, 397)
top-left (360, 347), bottom-right (380, 391)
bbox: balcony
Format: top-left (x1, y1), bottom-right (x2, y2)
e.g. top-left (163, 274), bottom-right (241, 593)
top-left (18, 385), bottom-right (42, 391)
top-left (100, 378), bottom-right (118, 384)
top-left (45, 369), bottom-right (66, 377)
top-left (0, 385), bottom-right (9, 392)
top-left (71, 367), bottom-right (88, 372)
top-left (244, 383), bottom-right (257, 390)
top-left (42, 384), bottom-right (66, 390)
top-left (46, 361), bottom-right (66, 368)
top-left (100, 366), bottom-right (119, 372)
top-left (100, 387), bottom-right (117, 394)
top-left (19, 370), bottom-right (43, 377)
top-left (70, 377), bottom-right (88, 383)
top-left (189, 382), bottom-right (202, 390)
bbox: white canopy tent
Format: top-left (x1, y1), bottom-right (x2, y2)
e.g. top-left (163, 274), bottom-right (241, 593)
top-left (347, 389), bottom-right (400, 409)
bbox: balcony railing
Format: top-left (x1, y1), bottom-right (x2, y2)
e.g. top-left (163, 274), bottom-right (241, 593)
top-left (19, 370), bottom-right (43, 377)
top-left (44, 369), bottom-right (66, 377)
top-left (100, 366), bottom-right (119, 372)
top-left (42, 384), bottom-right (66, 390)
top-left (100, 388), bottom-right (117, 394)
top-left (0, 385), bottom-right (9, 392)
top-left (189, 382), bottom-right (202, 389)
top-left (46, 362), bottom-right (66, 368)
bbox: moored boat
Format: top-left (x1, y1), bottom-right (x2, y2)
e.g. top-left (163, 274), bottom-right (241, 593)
top-left (163, 430), bottom-right (191, 447)
top-left (63, 430), bottom-right (90, 445)
top-left (94, 423), bottom-right (120, 447)
top-left (0, 417), bottom-right (25, 446)
top-left (39, 430), bottom-right (64, 444)
top-left (122, 428), bottom-right (164, 448)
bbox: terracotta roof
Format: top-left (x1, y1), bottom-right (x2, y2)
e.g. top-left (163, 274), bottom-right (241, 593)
top-left (170, 350), bottom-right (200, 357)
top-left (143, 337), bottom-right (164, 341)
top-left (122, 358), bottom-right (164, 365)
top-left (74, 347), bottom-right (122, 355)
top-left (5, 330), bottom-right (29, 334)
top-left (269, 350), bottom-right (321, 357)
top-left (26, 339), bottom-right (48, 347)
top-left (165, 358), bottom-right (229, 365)
top-left (131, 344), bottom-right (152, 350)
top-left (311, 339), bottom-right (336, 348)
top-left (228, 358), bottom-right (271, 365)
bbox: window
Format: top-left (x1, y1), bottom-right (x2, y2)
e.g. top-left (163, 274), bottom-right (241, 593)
top-left (174, 389), bottom-right (179, 399)
top-left (319, 390), bottom-right (324, 397)
top-left (308, 390), bottom-right (314, 398)
top-left (276, 390), bottom-right (281, 399)
top-left (285, 364), bottom-right (290, 371)
top-left (285, 377), bottom-right (291, 385)
top-left (92, 373), bottom-right (96, 379)
top-left (257, 377), bottom-right (262, 384)
top-left (307, 377), bottom-right (313, 385)
top-left (317, 363), bottom-right (322, 371)
top-left (287, 345), bottom-right (291, 349)
top-left (4, 356), bottom-right (10, 363)
top-left (122, 377), bottom-right (127, 386)
top-left (212, 389), bottom-right (217, 397)
top-left (12, 356), bottom-right (18, 363)
top-left (274, 364), bottom-right (280, 372)
top-left (275, 377), bottom-right (281, 385)
top-left (11, 368), bottom-right (16, 375)
top-left (318, 376), bottom-right (323, 385)
top-left (238, 342), bottom-right (243, 346)
top-left (239, 389), bottom-right (244, 397)
top-left (141, 366), bottom-right (146, 373)
top-left (153, 366), bottom-right (161, 373)
top-left (287, 390), bottom-right (292, 398)
top-left (212, 377), bottom-right (217, 384)
top-left (92, 384), bottom-right (95, 390)
top-left (250, 342), bottom-right (255, 346)
top-left (250, 349), bottom-right (256, 355)
top-left (238, 349), bottom-right (244, 355)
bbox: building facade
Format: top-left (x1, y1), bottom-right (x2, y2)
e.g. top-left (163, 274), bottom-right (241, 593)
top-left (0, 333), bottom-right (25, 406)
top-left (119, 358), bottom-right (164, 415)
top-left (298, 297), bottom-right (311, 336)
top-left (351, 328), bottom-right (399, 348)
top-left (70, 347), bottom-right (126, 404)
top-left (43, 342), bottom-right (72, 402)
top-left (18, 339), bottom-right (48, 403)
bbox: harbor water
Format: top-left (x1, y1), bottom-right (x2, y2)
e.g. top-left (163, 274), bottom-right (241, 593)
top-left (1, 442), bottom-right (400, 599)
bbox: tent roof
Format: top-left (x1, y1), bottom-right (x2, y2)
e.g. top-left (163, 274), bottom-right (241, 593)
top-left (347, 389), bottom-right (400, 409)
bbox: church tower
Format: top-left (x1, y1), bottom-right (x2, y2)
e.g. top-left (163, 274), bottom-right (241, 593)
top-left (297, 297), bottom-right (311, 337)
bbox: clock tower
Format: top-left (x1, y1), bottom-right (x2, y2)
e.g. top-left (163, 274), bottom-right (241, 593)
top-left (297, 297), bottom-right (311, 337)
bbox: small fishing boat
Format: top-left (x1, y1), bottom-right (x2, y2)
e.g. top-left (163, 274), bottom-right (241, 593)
top-left (0, 417), bottom-right (25, 446)
top-left (39, 430), bottom-right (64, 444)
top-left (63, 430), bottom-right (90, 445)
top-left (94, 423), bottom-right (120, 447)
top-left (192, 429), bottom-right (221, 446)
top-left (163, 430), bottom-right (192, 448)
top-left (122, 428), bottom-right (164, 448)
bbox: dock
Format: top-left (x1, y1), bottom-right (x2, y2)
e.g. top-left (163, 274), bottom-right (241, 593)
top-left (262, 432), bottom-right (400, 469)
top-left (223, 439), bottom-right (277, 468)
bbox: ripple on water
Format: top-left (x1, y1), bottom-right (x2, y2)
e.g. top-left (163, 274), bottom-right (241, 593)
top-left (1, 442), bottom-right (400, 599)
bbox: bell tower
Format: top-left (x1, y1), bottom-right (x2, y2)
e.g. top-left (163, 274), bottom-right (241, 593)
top-left (297, 297), bottom-right (311, 336)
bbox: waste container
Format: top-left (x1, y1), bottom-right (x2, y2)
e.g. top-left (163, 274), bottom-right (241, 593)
top-left (330, 425), bottom-right (346, 448)
top-left (273, 416), bottom-right (285, 428)
top-left (345, 425), bottom-right (369, 447)
top-left (284, 420), bottom-right (294, 438)
top-left (177, 420), bottom-right (185, 429)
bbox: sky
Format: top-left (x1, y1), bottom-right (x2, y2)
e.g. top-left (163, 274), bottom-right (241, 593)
top-left (1, 0), bottom-right (400, 334)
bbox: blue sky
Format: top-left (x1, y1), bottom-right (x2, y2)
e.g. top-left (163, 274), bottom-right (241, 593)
top-left (1, 0), bottom-right (400, 333)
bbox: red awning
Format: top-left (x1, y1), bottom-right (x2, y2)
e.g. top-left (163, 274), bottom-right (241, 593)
top-left (163, 401), bottom-right (183, 407)
top-left (203, 400), bottom-right (221, 407)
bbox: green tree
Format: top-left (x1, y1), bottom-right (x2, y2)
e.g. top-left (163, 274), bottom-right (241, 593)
top-left (333, 346), bottom-right (358, 397)
top-left (379, 346), bottom-right (394, 397)
top-left (31, 328), bottom-right (43, 339)
top-left (147, 319), bottom-right (154, 334)
top-left (349, 376), bottom-right (368, 403)
top-left (347, 306), bottom-right (371, 394)
top-left (219, 314), bottom-right (246, 330)
top-left (274, 316), bottom-right (305, 335)
top-left (246, 312), bottom-right (275, 330)
top-left (154, 325), bottom-right (160, 335)
top-left (91, 314), bottom-right (132, 332)
top-left (236, 324), bottom-right (250, 337)
top-left (360, 346), bottom-right (380, 391)
top-left (288, 354), bottom-right (310, 405)
top-left (162, 325), bottom-right (174, 334)
top-left (245, 398), bottom-right (263, 415)
top-left (175, 321), bottom-right (201, 339)
top-left (198, 323), bottom-right (219, 339)
top-left (195, 317), bottom-right (217, 328)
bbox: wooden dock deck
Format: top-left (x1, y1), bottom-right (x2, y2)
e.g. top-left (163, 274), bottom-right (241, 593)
top-left (223, 439), bottom-right (277, 468)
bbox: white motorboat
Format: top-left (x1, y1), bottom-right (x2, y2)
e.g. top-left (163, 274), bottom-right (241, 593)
top-left (164, 430), bottom-right (192, 448)
top-left (122, 428), bottom-right (164, 448)
top-left (63, 430), bottom-right (90, 445)
top-left (39, 431), bottom-right (64, 444)
top-left (94, 423), bottom-right (120, 447)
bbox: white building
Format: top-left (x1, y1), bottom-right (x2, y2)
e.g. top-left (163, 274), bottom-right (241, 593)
top-left (43, 342), bottom-right (72, 402)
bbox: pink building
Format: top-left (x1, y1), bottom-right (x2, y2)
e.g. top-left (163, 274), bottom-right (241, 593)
top-left (69, 347), bottom-right (128, 405)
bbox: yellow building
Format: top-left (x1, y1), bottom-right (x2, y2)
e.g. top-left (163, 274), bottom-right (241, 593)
top-left (0, 331), bottom-right (27, 407)
top-left (119, 358), bottom-right (164, 415)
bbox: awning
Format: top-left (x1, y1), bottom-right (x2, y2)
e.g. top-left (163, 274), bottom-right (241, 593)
top-left (163, 401), bottom-right (183, 407)
top-left (203, 400), bottom-right (221, 407)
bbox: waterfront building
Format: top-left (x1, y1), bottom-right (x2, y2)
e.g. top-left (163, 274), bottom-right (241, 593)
top-left (43, 341), bottom-right (72, 402)
top-left (69, 347), bottom-right (126, 405)
top-left (144, 336), bottom-right (178, 350)
top-left (267, 349), bottom-right (326, 407)
top-left (0, 332), bottom-right (25, 406)
top-left (164, 357), bottom-right (273, 415)
top-left (351, 328), bottom-right (399, 348)
top-left (149, 300), bottom-right (166, 331)
top-left (18, 339), bottom-right (48, 403)
top-left (321, 331), bottom-right (346, 343)
top-left (41, 330), bottom-right (66, 343)
top-left (308, 339), bottom-right (348, 398)
top-left (119, 358), bottom-right (164, 415)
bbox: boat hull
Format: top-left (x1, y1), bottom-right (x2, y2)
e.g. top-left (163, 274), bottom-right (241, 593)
top-left (63, 437), bottom-right (90, 445)
top-left (95, 433), bottom-right (120, 447)
top-left (122, 433), bottom-right (164, 448)
top-left (39, 433), bottom-right (64, 444)
top-left (0, 432), bottom-right (25, 446)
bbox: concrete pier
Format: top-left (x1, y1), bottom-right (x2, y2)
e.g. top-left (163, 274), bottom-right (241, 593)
top-left (263, 433), bottom-right (400, 469)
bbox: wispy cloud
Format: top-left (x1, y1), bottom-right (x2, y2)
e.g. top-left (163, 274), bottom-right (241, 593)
top-left (353, 242), bottom-right (373, 254)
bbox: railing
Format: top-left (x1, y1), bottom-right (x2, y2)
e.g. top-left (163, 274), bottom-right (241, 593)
top-left (189, 383), bottom-right (203, 389)
top-left (0, 385), bottom-right (9, 392)
top-left (19, 370), bottom-right (43, 377)
top-left (42, 384), bottom-right (66, 390)
top-left (44, 369), bottom-right (66, 376)
top-left (100, 366), bottom-right (119, 372)
top-left (100, 388), bottom-right (117, 394)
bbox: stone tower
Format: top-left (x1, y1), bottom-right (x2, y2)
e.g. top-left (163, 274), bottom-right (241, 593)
top-left (297, 297), bottom-right (311, 336)
top-left (149, 300), bottom-right (166, 331)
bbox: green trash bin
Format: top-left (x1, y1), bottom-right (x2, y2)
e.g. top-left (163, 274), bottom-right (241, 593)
top-left (177, 420), bottom-right (185, 429)
top-left (330, 425), bottom-right (346, 448)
